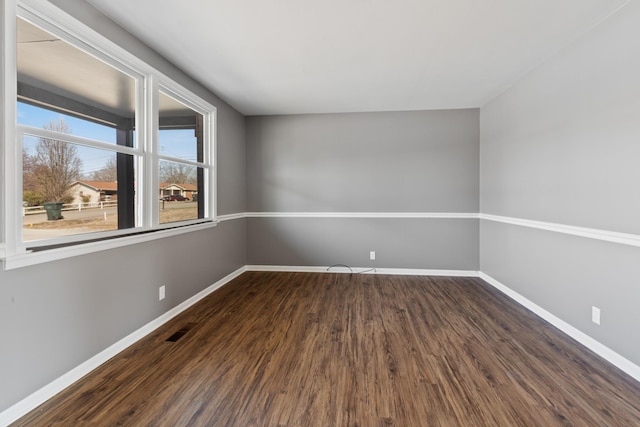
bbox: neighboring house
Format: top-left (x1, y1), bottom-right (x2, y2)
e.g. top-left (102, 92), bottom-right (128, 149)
top-left (67, 181), bottom-right (118, 204)
top-left (67, 181), bottom-right (197, 204)
top-left (160, 183), bottom-right (197, 201)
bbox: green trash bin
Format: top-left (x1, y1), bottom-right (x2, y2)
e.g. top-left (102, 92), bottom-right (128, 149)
top-left (43, 202), bottom-right (64, 220)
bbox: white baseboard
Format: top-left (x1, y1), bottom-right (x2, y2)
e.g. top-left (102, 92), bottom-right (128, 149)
top-left (479, 272), bottom-right (640, 383)
top-left (375, 268), bottom-right (479, 277)
top-left (0, 266), bottom-right (247, 427)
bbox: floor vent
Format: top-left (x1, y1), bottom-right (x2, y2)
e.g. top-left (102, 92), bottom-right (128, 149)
top-left (165, 322), bottom-right (197, 342)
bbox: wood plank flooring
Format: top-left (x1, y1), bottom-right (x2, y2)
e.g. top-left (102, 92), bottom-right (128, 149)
top-left (13, 272), bottom-right (640, 426)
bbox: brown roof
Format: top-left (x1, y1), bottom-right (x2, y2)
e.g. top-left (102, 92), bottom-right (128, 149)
top-left (72, 181), bottom-right (118, 191)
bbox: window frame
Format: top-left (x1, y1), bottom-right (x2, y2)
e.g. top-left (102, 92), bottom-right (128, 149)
top-left (1, 0), bottom-right (217, 269)
top-left (154, 82), bottom-right (216, 225)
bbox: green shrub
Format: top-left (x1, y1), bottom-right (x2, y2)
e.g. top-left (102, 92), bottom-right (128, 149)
top-left (23, 191), bottom-right (45, 207)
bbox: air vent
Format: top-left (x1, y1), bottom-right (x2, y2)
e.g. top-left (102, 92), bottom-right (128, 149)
top-left (165, 322), bottom-right (197, 342)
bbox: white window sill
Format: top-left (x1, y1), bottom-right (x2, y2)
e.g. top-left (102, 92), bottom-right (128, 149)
top-left (2, 220), bottom-right (218, 270)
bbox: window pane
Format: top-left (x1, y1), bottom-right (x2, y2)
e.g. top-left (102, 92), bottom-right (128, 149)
top-left (22, 134), bottom-right (136, 241)
top-left (159, 161), bottom-right (201, 224)
top-left (18, 101), bottom-right (118, 143)
top-left (159, 91), bottom-right (202, 162)
top-left (17, 18), bottom-right (136, 146)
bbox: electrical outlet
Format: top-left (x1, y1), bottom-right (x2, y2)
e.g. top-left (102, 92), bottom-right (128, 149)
top-left (370, 251), bottom-right (376, 261)
top-left (159, 285), bottom-right (166, 301)
top-left (592, 306), bottom-right (600, 325)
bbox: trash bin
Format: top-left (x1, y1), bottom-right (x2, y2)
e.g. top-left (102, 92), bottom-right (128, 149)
top-left (43, 202), bottom-right (64, 220)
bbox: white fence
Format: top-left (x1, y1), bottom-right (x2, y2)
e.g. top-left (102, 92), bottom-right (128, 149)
top-left (23, 201), bottom-right (118, 216)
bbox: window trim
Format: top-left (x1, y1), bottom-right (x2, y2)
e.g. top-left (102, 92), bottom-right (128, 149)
top-left (156, 82), bottom-right (216, 221)
top-left (4, 221), bottom-right (218, 270)
top-left (1, 0), bottom-right (18, 261)
top-left (2, 0), bottom-right (217, 269)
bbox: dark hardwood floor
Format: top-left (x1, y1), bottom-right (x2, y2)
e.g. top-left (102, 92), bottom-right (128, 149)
top-left (13, 272), bottom-right (640, 426)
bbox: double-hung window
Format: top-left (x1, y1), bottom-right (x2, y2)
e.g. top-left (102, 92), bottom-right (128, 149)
top-left (2, 2), bottom-right (216, 267)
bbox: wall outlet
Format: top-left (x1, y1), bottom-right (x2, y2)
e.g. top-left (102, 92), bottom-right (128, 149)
top-left (159, 285), bottom-right (166, 301)
top-left (370, 251), bottom-right (376, 261)
top-left (592, 306), bottom-right (600, 325)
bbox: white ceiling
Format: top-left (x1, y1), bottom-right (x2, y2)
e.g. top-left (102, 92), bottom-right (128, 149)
top-left (87, 0), bottom-right (629, 116)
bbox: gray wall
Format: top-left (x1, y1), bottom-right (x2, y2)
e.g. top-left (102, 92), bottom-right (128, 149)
top-left (480, 1), bottom-right (640, 365)
top-left (246, 110), bottom-right (479, 269)
top-left (248, 218), bottom-right (478, 270)
top-left (0, 1), bottom-right (247, 412)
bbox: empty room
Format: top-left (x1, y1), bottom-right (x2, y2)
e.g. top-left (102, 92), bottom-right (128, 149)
top-left (1, 0), bottom-right (640, 425)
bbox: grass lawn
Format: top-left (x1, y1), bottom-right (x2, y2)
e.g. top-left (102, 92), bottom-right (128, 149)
top-left (27, 203), bottom-right (198, 231)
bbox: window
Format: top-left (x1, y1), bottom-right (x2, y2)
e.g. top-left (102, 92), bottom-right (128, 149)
top-left (158, 90), bottom-right (207, 224)
top-left (17, 16), bottom-right (139, 247)
top-left (1, 4), bottom-right (216, 266)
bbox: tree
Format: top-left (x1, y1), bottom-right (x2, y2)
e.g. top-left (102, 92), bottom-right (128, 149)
top-left (23, 149), bottom-right (47, 206)
top-left (23, 149), bottom-right (40, 193)
top-left (90, 157), bottom-right (118, 182)
top-left (159, 162), bottom-right (196, 185)
top-left (33, 118), bottom-right (82, 202)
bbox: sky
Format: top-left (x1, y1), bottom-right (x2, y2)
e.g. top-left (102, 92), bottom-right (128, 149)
top-left (18, 102), bottom-right (198, 179)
